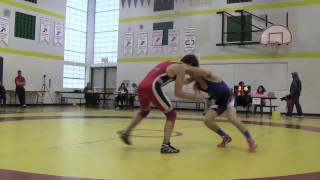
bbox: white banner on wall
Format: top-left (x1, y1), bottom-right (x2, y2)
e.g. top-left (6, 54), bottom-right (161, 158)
top-left (40, 18), bottom-right (51, 44)
top-left (123, 32), bottom-right (134, 56)
top-left (54, 22), bottom-right (64, 46)
top-left (152, 30), bottom-right (163, 54)
top-left (168, 29), bottom-right (179, 53)
top-left (137, 32), bottom-right (148, 55)
top-left (184, 27), bottom-right (196, 52)
top-left (0, 17), bottom-right (9, 45)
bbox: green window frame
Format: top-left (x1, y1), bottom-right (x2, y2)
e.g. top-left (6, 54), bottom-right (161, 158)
top-left (14, 12), bottom-right (36, 40)
top-left (154, 0), bottom-right (174, 12)
top-left (227, 15), bottom-right (252, 42)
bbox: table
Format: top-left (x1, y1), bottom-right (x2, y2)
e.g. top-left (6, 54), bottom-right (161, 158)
top-left (251, 96), bottom-right (278, 116)
top-left (55, 91), bottom-right (136, 108)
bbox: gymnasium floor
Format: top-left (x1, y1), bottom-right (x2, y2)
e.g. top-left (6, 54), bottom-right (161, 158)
top-left (0, 106), bottom-right (319, 180)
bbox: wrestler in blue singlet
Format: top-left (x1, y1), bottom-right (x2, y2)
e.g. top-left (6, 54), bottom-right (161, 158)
top-left (197, 80), bottom-right (231, 115)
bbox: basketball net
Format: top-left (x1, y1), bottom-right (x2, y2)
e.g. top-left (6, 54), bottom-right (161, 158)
top-left (267, 41), bottom-right (282, 48)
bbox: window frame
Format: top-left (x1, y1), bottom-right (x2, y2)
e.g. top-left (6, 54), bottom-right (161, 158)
top-left (63, 0), bottom-right (88, 89)
top-left (93, 0), bottom-right (119, 64)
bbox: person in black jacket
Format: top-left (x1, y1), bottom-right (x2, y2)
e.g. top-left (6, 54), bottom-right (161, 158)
top-left (84, 82), bottom-right (98, 107)
top-left (286, 72), bottom-right (303, 117)
top-left (0, 81), bottom-right (6, 106)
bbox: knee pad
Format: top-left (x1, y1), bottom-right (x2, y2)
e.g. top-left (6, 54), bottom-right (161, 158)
top-left (166, 110), bottom-right (176, 122)
top-left (139, 110), bottom-right (150, 118)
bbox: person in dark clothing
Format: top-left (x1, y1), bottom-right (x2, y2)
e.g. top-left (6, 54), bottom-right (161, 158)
top-left (286, 72), bottom-right (303, 117)
top-left (235, 81), bottom-right (251, 107)
top-left (0, 81), bottom-right (6, 106)
top-left (84, 82), bottom-right (98, 107)
top-left (15, 70), bottom-right (26, 108)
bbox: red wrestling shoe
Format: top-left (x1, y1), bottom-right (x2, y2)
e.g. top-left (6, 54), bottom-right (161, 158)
top-left (217, 135), bottom-right (232, 148)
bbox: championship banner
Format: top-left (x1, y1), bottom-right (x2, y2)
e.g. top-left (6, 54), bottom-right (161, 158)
top-left (54, 22), bottom-right (64, 46)
top-left (137, 32), bottom-right (148, 55)
top-left (168, 29), bottom-right (179, 53)
top-left (134, 0), bottom-right (138, 7)
top-left (184, 27), bottom-right (196, 52)
top-left (0, 17), bottom-right (9, 45)
top-left (40, 18), bottom-right (51, 44)
top-left (128, 0), bottom-right (132, 7)
top-left (147, 0), bottom-right (151, 6)
top-left (140, 0), bottom-right (144, 6)
top-left (152, 30), bottom-right (163, 54)
top-left (123, 32), bottom-right (134, 56)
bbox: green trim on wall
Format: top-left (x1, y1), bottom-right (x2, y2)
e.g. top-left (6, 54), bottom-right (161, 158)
top-left (118, 52), bottom-right (320, 63)
top-left (0, 48), bottom-right (64, 61)
top-left (0, 0), bottom-right (65, 19)
top-left (120, 0), bottom-right (320, 23)
top-left (201, 52), bottom-right (320, 61)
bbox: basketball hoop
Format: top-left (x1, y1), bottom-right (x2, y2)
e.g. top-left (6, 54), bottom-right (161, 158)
top-left (261, 25), bottom-right (292, 47)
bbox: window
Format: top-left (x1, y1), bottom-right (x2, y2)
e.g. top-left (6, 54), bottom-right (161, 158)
top-left (153, 21), bottom-right (174, 45)
top-left (14, 12), bottom-right (36, 40)
top-left (63, 65), bottom-right (85, 89)
top-left (24, 0), bottom-right (37, 3)
top-left (227, 15), bottom-right (252, 42)
top-left (94, 0), bottom-right (119, 64)
top-left (154, 0), bottom-right (174, 11)
top-left (227, 0), bottom-right (252, 4)
top-left (63, 0), bottom-right (88, 88)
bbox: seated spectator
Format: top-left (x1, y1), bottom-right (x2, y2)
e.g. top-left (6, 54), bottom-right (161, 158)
top-left (0, 81), bottom-right (6, 106)
top-left (115, 82), bottom-right (128, 109)
top-left (84, 82), bottom-right (98, 107)
top-left (252, 85), bottom-right (267, 114)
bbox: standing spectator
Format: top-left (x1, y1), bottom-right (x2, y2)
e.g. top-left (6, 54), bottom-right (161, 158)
top-left (286, 72), bottom-right (303, 117)
top-left (0, 81), bottom-right (6, 106)
top-left (115, 82), bottom-right (128, 109)
top-left (252, 85), bottom-right (267, 115)
top-left (15, 70), bottom-right (26, 108)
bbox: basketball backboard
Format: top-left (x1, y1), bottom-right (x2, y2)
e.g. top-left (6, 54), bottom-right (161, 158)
top-left (261, 25), bottom-right (292, 46)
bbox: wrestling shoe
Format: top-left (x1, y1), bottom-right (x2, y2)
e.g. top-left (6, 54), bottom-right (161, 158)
top-left (118, 131), bottom-right (131, 145)
top-left (248, 139), bottom-right (257, 151)
top-left (160, 143), bottom-right (180, 153)
top-left (217, 135), bottom-right (232, 148)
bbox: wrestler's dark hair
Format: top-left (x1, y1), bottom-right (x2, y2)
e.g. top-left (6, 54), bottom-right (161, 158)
top-left (180, 54), bottom-right (199, 67)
